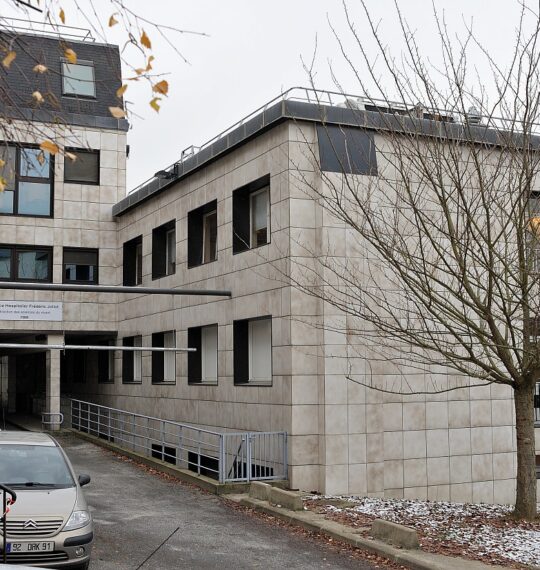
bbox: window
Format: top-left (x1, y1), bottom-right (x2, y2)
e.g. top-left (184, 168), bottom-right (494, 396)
top-left (234, 316), bottom-right (272, 385)
top-left (152, 331), bottom-right (176, 384)
top-left (188, 324), bottom-right (218, 384)
top-left (98, 342), bottom-right (115, 384)
top-left (122, 336), bottom-right (142, 383)
top-left (316, 125), bottom-right (378, 175)
top-left (0, 245), bottom-right (52, 282)
top-left (232, 175), bottom-right (270, 253)
top-left (123, 236), bottom-right (143, 286)
top-left (152, 220), bottom-right (176, 279)
top-left (63, 248), bottom-right (98, 284)
top-left (187, 200), bottom-right (217, 267)
top-left (0, 145), bottom-right (53, 217)
top-left (64, 149), bottom-right (100, 184)
top-left (62, 61), bottom-right (96, 98)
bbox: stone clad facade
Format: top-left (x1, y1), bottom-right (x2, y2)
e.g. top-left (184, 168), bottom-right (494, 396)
top-left (0, 30), bottom-right (522, 502)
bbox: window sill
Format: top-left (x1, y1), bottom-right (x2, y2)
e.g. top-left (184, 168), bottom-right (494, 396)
top-left (151, 272), bottom-right (176, 281)
top-left (187, 259), bottom-right (217, 269)
top-left (232, 242), bottom-right (270, 255)
top-left (188, 381), bottom-right (218, 386)
top-left (234, 381), bottom-right (272, 387)
top-left (64, 179), bottom-right (100, 186)
top-left (122, 380), bottom-right (142, 385)
top-left (152, 381), bottom-right (176, 386)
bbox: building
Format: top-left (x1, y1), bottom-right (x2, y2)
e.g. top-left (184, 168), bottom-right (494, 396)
top-left (0, 28), bottom-right (527, 503)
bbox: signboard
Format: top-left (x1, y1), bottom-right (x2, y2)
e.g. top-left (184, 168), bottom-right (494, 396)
top-left (0, 301), bottom-right (63, 321)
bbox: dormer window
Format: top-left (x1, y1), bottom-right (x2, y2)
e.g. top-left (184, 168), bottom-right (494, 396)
top-left (62, 61), bottom-right (96, 98)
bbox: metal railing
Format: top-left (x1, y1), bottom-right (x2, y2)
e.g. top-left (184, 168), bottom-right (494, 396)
top-left (69, 399), bottom-right (287, 484)
top-left (127, 85), bottom-right (540, 197)
top-left (0, 17), bottom-right (95, 42)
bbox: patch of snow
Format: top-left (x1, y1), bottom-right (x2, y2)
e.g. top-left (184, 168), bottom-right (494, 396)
top-left (305, 495), bottom-right (540, 567)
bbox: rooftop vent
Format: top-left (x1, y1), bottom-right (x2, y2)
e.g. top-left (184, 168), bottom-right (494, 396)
top-left (465, 106), bottom-right (483, 125)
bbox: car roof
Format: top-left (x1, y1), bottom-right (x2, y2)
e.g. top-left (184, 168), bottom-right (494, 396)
top-left (0, 431), bottom-right (56, 446)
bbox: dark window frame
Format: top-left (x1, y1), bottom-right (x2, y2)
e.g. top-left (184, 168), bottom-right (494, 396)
top-left (64, 148), bottom-right (100, 185)
top-left (122, 335), bottom-right (142, 384)
top-left (151, 330), bottom-right (176, 384)
top-left (61, 59), bottom-right (97, 99)
top-left (187, 200), bottom-right (217, 268)
top-left (232, 175), bottom-right (271, 254)
top-left (0, 244), bottom-right (53, 283)
top-left (233, 315), bottom-right (273, 386)
top-left (188, 323), bottom-right (218, 385)
top-left (62, 247), bottom-right (99, 285)
top-left (152, 220), bottom-right (176, 280)
top-left (123, 235), bottom-right (143, 286)
top-left (0, 142), bottom-right (54, 218)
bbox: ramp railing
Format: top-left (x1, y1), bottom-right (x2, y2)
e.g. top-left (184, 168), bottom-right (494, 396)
top-left (69, 399), bottom-right (287, 484)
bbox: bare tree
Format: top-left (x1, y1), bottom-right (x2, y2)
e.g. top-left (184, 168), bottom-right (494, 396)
top-left (290, 1), bottom-right (540, 519)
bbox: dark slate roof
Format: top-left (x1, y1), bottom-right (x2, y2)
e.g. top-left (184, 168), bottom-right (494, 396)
top-left (113, 96), bottom-right (540, 217)
top-left (0, 32), bottom-right (127, 131)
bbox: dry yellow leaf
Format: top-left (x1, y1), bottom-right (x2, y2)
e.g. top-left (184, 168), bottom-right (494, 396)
top-left (116, 84), bottom-right (128, 98)
top-left (145, 55), bottom-right (155, 71)
top-left (153, 80), bottom-right (169, 95)
top-left (37, 151), bottom-right (45, 165)
top-left (2, 51), bottom-right (16, 68)
top-left (150, 97), bottom-right (161, 112)
top-left (59, 8), bottom-right (65, 24)
top-left (65, 152), bottom-right (77, 162)
top-left (135, 68), bottom-right (145, 75)
top-left (33, 63), bottom-right (48, 73)
top-left (39, 140), bottom-right (59, 155)
top-left (140, 30), bottom-right (152, 49)
top-left (109, 106), bottom-right (126, 119)
top-left (0, 178), bottom-right (6, 192)
top-left (0, 159), bottom-right (5, 168)
top-left (108, 14), bottom-right (118, 27)
top-left (64, 48), bottom-right (77, 64)
top-left (32, 91), bottom-right (44, 103)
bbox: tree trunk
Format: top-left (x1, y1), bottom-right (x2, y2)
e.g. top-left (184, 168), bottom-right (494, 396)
top-left (514, 381), bottom-right (537, 519)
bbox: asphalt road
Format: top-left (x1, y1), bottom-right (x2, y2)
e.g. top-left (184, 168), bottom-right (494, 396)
top-left (57, 433), bottom-right (376, 570)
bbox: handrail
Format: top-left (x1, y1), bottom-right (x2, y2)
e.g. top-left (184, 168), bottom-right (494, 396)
top-left (1, 483), bottom-right (17, 564)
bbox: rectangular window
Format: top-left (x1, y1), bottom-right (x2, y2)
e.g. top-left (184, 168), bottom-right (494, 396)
top-left (152, 331), bottom-right (176, 384)
top-left (187, 200), bottom-right (217, 268)
top-left (234, 316), bottom-right (272, 385)
top-left (0, 144), bottom-right (53, 217)
top-left (64, 149), bottom-right (100, 184)
top-left (152, 220), bottom-right (175, 279)
top-left (98, 342), bottom-right (115, 384)
top-left (0, 245), bottom-right (52, 282)
top-left (188, 324), bottom-right (218, 384)
top-left (232, 175), bottom-right (271, 253)
top-left (316, 124), bottom-right (378, 175)
top-left (250, 187), bottom-right (269, 248)
top-left (62, 61), bottom-right (96, 98)
top-left (122, 336), bottom-right (142, 383)
top-left (123, 235), bottom-right (143, 286)
top-left (63, 248), bottom-right (98, 284)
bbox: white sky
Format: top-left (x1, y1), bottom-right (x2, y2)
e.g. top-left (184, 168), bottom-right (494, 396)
top-left (2, 0), bottom-right (532, 191)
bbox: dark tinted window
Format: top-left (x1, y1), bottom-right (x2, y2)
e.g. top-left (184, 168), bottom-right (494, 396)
top-left (188, 201), bottom-right (217, 267)
top-left (63, 248), bottom-right (98, 284)
top-left (0, 246), bottom-right (52, 282)
top-left (317, 125), bottom-right (378, 175)
top-left (64, 149), bottom-right (100, 184)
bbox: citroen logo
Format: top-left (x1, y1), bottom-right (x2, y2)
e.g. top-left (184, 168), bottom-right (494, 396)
top-left (23, 520), bottom-right (37, 529)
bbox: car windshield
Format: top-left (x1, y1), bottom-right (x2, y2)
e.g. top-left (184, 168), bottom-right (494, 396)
top-left (0, 444), bottom-right (75, 489)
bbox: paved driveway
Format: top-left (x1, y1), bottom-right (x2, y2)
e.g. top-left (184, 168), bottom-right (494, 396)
top-left (58, 433), bottom-right (376, 570)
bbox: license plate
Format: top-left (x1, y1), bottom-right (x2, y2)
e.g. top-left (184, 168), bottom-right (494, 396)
top-left (7, 541), bottom-right (54, 553)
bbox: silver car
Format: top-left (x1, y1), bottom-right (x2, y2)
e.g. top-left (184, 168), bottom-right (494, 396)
top-left (0, 432), bottom-right (93, 569)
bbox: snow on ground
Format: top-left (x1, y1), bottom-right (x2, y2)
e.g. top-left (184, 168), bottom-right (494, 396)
top-left (305, 495), bottom-right (540, 568)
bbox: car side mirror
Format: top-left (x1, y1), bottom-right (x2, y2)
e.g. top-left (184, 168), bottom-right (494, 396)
top-left (78, 474), bottom-right (91, 487)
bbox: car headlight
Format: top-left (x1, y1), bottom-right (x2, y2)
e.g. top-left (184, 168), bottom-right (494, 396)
top-left (64, 510), bottom-right (91, 531)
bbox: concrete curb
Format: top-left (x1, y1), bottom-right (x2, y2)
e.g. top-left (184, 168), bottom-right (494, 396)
top-left (230, 495), bottom-right (499, 570)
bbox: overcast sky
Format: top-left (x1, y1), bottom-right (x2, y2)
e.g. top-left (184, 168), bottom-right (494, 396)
top-left (4, 0), bottom-right (532, 191)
